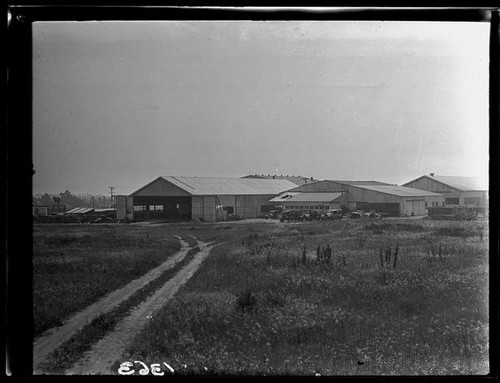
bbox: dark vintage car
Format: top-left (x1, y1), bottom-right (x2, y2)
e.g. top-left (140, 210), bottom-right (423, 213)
top-left (281, 210), bottom-right (301, 222)
top-left (364, 211), bottom-right (383, 219)
top-left (265, 210), bottom-right (280, 220)
top-left (348, 211), bottom-right (363, 219)
top-left (299, 210), bottom-right (322, 221)
top-left (325, 209), bottom-right (343, 220)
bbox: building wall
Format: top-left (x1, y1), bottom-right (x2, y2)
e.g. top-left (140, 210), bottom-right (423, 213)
top-left (404, 177), bottom-right (456, 193)
top-left (115, 195), bottom-right (127, 220)
top-left (33, 206), bottom-right (49, 216)
top-left (347, 187), bottom-right (402, 204)
top-left (234, 195), bottom-right (277, 218)
top-left (401, 199), bottom-right (426, 216)
top-left (132, 196), bottom-right (191, 220)
top-left (192, 194), bottom-right (278, 220)
top-left (460, 191), bottom-right (488, 208)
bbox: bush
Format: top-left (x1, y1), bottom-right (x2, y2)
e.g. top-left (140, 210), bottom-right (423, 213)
top-left (433, 226), bottom-right (473, 238)
top-left (236, 289), bottom-right (258, 312)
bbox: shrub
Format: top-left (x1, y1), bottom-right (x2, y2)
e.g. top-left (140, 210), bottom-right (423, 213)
top-left (433, 226), bottom-right (473, 238)
top-left (236, 289), bottom-right (258, 313)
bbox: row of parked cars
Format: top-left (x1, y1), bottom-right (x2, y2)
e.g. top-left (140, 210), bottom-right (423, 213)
top-left (268, 209), bottom-right (385, 222)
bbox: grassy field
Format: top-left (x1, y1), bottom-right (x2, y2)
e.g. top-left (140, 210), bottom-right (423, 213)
top-left (33, 221), bottom-right (268, 338)
top-left (118, 218), bottom-right (489, 375)
top-left (33, 224), bottom-right (184, 337)
top-left (33, 219), bottom-right (489, 375)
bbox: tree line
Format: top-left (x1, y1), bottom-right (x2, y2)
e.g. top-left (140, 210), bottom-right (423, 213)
top-left (32, 190), bottom-right (112, 210)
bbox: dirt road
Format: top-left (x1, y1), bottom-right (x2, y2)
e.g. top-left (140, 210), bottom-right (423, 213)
top-left (33, 236), bottom-right (191, 373)
top-left (66, 240), bottom-right (214, 375)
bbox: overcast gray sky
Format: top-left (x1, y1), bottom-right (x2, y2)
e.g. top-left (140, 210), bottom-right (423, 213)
top-left (33, 21), bottom-right (490, 196)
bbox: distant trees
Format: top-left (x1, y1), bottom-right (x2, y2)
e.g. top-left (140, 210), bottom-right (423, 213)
top-left (32, 191), bottom-right (111, 209)
top-left (38, 193), bottom-right (54, 205)
top-left (52, 196), bottom-right (61, 208)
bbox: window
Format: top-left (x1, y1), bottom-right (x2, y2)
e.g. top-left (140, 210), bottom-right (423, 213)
top-left (133, 205), bottom-right (146, 211)
top-left (445, 198), bottom-right (459, 205)
top-left (224, 206), bottom-right (234, 214)
top-left (464, 197), bottom-right (480, 205)
top-left (152, 205), bottom-right (164, 211)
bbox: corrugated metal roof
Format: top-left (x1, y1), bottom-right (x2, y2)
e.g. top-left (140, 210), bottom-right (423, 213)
top-left (161, 176), bottom-right (298, 196)
top-left (352, 184), bottom-right (443, 197)
top-left (77, 208), bottom-right (94, 214)
top-left (335, 180), bottom-right (391, 185)
top-left (426, 175), bottom-right (487, 191)
top-left (242, 174), bottom-right (320, 186)
top-left (66, 207), bottom-right (94, 214)
top-left (285, 192), bottom-right (344, 203)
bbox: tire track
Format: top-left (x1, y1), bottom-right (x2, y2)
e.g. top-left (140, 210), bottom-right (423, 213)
top-left (66, 240), bottom-right (214, 375)
top-left (34, 236), bottom-right (191, 372)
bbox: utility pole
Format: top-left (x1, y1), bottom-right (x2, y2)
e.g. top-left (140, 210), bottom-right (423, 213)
top-left (109, 187), bottom-right (115, 208)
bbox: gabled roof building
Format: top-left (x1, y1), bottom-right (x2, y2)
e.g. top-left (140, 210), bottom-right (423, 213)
top-left (116, 176), bottom-right (298, 222)
top-left (277, 180), bottom-right (444, 216)
top-left (402, 174), bottom-right (488, 208)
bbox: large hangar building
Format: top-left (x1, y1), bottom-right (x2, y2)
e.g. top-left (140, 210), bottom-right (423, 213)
top-left (116, 176), bottom-right (297, 222)
top-left (278, 180), bottom-right (444, 216)
top-left (402, 174), bottom-right (488, 209)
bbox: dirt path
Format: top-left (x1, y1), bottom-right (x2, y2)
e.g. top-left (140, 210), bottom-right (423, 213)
top-left (66, 239), bottom-right (214, 375)
top-left (33, 236), bottom-right (191, 372)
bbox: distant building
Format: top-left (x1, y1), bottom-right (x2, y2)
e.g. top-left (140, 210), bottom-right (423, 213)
top-left (32, 204), bottom-right (66, 216)
top-left (278, 180), bottom-right (444, 216)
top-left (116, 176), bottom-right (298, 222)
top-left (33, 205), bottom-right (49, 216)
top-left (402, 174), bottom-right (488, 209)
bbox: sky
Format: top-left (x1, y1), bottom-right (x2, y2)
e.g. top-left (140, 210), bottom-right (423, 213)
top-left (32, 20), bottom-right (490, 196)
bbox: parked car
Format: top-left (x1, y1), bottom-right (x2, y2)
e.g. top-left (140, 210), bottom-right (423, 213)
top-left (348, 211), bottom-right (363, 219)
top-left (326, 209), bottom-right (343, 220)
top-left (265, 210), bottom-right (280, 220)
top-left (309, 211), bottom-right (322, 221)
top-left (364, 211), bottom-right (382, 219)
top-left (281, 210), bottom-right (301, 222)
top-left (299, 210), bottom-right (312, 221)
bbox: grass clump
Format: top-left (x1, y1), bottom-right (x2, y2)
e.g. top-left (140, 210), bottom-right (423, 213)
top-left (433, 226), bottom-right (475, 238)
